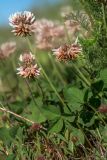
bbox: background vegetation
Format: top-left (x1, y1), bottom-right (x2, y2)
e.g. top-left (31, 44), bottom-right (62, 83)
top-left (0, 0), bottom-right (107, 159)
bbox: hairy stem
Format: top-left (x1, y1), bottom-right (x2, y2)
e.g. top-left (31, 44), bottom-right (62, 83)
top-left (25, 78), bottom-right (37, 106)
top-left (26, 38), bottom-right (68, 110)
top-left (72, 62), bottom-right (91, 87)
top-left (48, 52), bottom-right (66, 86)
top-left (25, 78), bottom-right (44, 115)
top-left (102, 3), bottom-right (107, 34)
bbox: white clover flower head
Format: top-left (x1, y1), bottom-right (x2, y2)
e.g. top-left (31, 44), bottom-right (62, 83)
top-left (17, 64), bottom-right (40, 78)
top-left (17, 52), bottom-right (40, 79)
top-left (9, 11), bottom-right (35, 36)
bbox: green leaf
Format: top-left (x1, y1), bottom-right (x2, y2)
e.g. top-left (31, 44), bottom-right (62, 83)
top-left (16, 127), bottom-right (23, 139)
top-left (70, 128), bottom-right (84, 145)
top-left (0, 127), bottom-right (12, 145)
top-left (63, 87), bottom-right (84, 112)
top-left (91, 80), bottom-right (104, 95)
top-left (57, 134), bottom-right (67, 142)
top-left (65, 129), bottom-right (69, 141)
top-left (79, 111), bottom-right (95, 127)
top-left (6, 154), bottom-right (15, 160)
top-left (84, 89), bottom-right (93, 102)
top-left (43, 105), bottom-right (61, 120)
top-left (9, 126), bottom-right (19, 138)
top-left (101, 125), bottom-right (107, 143)
top-left (100, 69), bottom-right (107, 87)
top-left (49, 118), bottom-right (63, 134)
top-left (24, 101), bottom-right (46, 123)
top-left (63, 114), bottom-right (75, 122)
top-left (68, 141), bottom-right (74, 152)
top-left (35, 97), bottom-right (43, 107)
top-left (89, 97), bottom-right (101, 108)
top-left (9, 101), bottom-right (24, 114)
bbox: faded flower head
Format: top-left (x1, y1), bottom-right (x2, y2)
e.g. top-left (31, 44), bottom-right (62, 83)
top-left (30, 123), bottom-right (42, 132)
top-left (52, 41), bottom-right (82, 61)
top-left (34, 19), bottom-right (65, 50)
top-left (0, 41), bottom-right (16, 59)
top-left (53, 44), bottom-right (69, 61)
top-left (17, 52), bottom-right (40, 78)
top-left (98, 104), bottom-right (107, 114)
top-left (9, 11), bottom-right (35, 36)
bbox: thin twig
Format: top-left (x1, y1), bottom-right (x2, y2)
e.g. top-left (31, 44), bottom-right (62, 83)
top-left (0, 102), bottom-right (34, 124)
top-left (0, 103), bottom-right (46, 130)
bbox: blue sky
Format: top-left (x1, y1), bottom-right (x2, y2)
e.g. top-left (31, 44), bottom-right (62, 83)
top-left (0, 0), bottom-right (60, 26)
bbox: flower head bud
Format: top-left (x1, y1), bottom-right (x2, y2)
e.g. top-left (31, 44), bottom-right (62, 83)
top-left (98, 104), bottom-right (107, 114)
top-left (19, 52), bottom-right (35, 64)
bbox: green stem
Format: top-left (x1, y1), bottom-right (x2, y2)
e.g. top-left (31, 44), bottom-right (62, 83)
top-left (26, 38), bottom-right (67, 109)
top-left (88, 104), bottom-right (106, 125)
top-left (102, 3), bottom-right (107, 34)
top-left (35, 79), bottom-right (44, 98)
top-left (25, 78), bottom-right (43, 114)
top-left (77, 123), bottom-right (93, 149)
top-left (72, 62), bottom-right (91, 87)
top-left (48, 52), bottom-right (66, 86)
top-left (62, 19), bottom-right (71, 43)
top-left (25, 79), bottom-right (37, 106)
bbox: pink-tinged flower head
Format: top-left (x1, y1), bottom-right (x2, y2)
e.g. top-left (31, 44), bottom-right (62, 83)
top-left (34, 19), bottom-right (65, 50)
top-left (9, 11), bottom-right (35, 36)
top-left (52, 44), bottom-right (70, 61)
top-left (17, 52), bottom-right (40, 79)
top-left (68, 43), bottom-right (82, 57)
top-left (52, 41), bottom-right (82, 61)
top-left (0, 41), bottom-right (16, 59)
top-left (19, 52), bottom-right (35, 64)
top-left (17, 64), bottom-right (40, 78)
